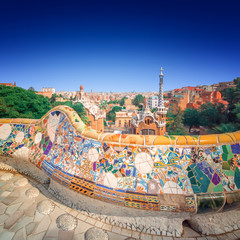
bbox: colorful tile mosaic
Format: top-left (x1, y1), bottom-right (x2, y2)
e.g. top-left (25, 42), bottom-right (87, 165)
top-left (1, 106), bottom-right (240, 213)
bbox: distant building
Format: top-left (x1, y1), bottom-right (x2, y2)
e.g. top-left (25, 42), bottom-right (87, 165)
top-left (76, 85), bottom-right (86, 101)
top-left (36, 87), bottom-right (55, 98)
top-left (123, 97), bottom-right (138, 111)
top-left (168, 90), bottom-right (189, 114)
top-left (115, 111), bottom-right (133, 128)
top-left (186, 91), bottom-right (228, 109)
top-left (55, 97), bottom-right (68, 102)
top-left (0, 82), bottom-right (16, 87)
top-left (36, 92), bottom-right (53, 98)
top-left (75, 85), bottom-right (105, 132)
top-left (201, 91), bottom-right (228, 106)
top-left (217, 81), bottom-right (236, 92)
top-left (124, 97), bottom-right (132, 105)
top-left (55, 91), bottom-right (76, 99)
top-left (41, 87), bottom-right (55, 93)
top-left (196, 84), bottom-right (217, 92)
top-left (168, 84), bottom-right (229, 114)
top-left (147, 96), bottom-right (158, 109)
top-left (131, 68), bottom-right (167, 135)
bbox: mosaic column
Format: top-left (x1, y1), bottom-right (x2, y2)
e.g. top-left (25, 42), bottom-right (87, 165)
top-left (158, 67), bottom-right (164, 108)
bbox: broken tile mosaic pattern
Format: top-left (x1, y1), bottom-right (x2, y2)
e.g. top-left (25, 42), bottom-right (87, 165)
top-left (1, 106), bottom-right (240, 213)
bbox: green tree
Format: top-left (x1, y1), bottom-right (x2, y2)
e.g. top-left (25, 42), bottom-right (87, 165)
top-left (233, 77), bottom-right (240, 86)
top-left (222, 77), bottom-right (240, 122)
top-left (167, 109), bottom-right (188, 135)
top-left (99, 100), bottom-right (108, 110)
top-left (52, 101), bottom-right (89, 124)
top-left (108, 100), bottom-right (120, 104)
top-left (106, 106), bottom-right (122, 122)
top-left (72, 103), bottom-right (89, 124)
top-left (183, 108), bottom-right (200, 132)
top-left (233, 103), bottom-right (240, 123)
top-left (151, 107), bottom-right (156, 113)
top-left (211, 123), bottom-right (237, 133)
top-left (120, 97), bottom-right (127, 106)
top-left (199, 103), bottom-right (227, 127)
top-left (50, 94), bottom-right (57, 104)
top-left (28, 87), bottom-right (35, 91)
top-left (0, 85), bottom-right (51, 119)
top-left (133, 94), bottom-right (144, 107)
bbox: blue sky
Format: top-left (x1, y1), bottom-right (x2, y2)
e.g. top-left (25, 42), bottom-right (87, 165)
top-left (0, 0), bottom-right (239, 92)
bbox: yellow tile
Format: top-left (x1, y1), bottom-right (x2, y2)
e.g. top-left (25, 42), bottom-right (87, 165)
top-left (0, 119), bottom-right (12, 124)
top-left (10, 118), bottom-right (23, 124)
top-left (218, 134), bottom-right (233, 144)
top-left (233, 131), bottom-right (240, 141)
top-left (176, 136), bottom-right (187, 145)
top-left (121, 134), bottom-right (144, 145)
top-left (185, 136), bottom-right (197, 145)
top-left (226, 132), bottom-right (238, 143)
top-left (83, 130), bottom-right (99, 139)
top-left (103, 133), bottom-right (120, 143)
top-left (73, 122), bottom-right (85, 130)
top-left (145, 135), bottom-right (157, 145)
top-left (199, 135), bottom-right (218, 145)
top-left (76, 125), bottom-right (85, 134)
top-left (153, 136), bottom-right (171, 145)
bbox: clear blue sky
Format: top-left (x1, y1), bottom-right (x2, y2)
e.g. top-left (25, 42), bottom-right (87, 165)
top-left (0, 0), bottom-right (239, 92)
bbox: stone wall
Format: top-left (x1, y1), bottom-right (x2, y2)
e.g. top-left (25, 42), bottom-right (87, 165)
top-left (0, 105), bottom-right (240, 214)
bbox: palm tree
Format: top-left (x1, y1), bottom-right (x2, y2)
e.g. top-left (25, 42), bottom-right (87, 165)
top-left (212, 123), bottom-right (236, 133)
top-left (99, 100), bottom-right (108, 111)
top-left (71, 103), bottom-right (89, 124)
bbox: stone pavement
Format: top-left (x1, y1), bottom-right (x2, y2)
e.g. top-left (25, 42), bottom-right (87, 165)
top-left (0, 170), bottom-right (240, 240)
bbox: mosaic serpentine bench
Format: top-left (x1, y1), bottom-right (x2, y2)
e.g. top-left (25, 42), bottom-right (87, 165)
top-left (1, 105), bottom-right (240, 235)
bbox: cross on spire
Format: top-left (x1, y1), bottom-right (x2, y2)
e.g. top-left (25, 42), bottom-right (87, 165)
top-left (160, 67), bottom-right (164, 76)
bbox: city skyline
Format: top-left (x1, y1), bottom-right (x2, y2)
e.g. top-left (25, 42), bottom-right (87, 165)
top-left (0, 0), bottom-right (239, 92)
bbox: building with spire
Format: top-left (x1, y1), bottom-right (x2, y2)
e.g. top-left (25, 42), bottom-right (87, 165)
top-left (75, 85), bottom-right (106, 132)
top-left (131, 68), bottom-right (167, 135)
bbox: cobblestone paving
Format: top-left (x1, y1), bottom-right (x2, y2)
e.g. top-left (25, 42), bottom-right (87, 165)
top-left (0, 170), bottom-right (240, 240)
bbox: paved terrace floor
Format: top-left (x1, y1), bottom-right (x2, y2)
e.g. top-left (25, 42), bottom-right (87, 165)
top-left (0, 170), bottom-right (240, 240)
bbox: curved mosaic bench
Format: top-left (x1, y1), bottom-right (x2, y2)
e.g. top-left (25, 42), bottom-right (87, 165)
top-left (1, 105), bottom-right (240, 218)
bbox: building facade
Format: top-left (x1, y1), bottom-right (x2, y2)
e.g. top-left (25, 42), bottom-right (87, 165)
top-left (0, 82), bottom-right (16, 87)
top-left (147, 96), bottom-right (158, 109)
top-left (115, 111), bottom-right (133, 128)
top-left (41, 87), bottom-right (55, 93)
top-left (75, 85), bottom-right (105, 132)
top-left (131, 68), bottom-right (167, 135)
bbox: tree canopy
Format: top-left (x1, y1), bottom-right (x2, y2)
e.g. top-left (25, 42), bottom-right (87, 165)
top-left (132, 94), bottom-right (144, 107)
top-left (106, 106), bottom-right (122, 122)
top-left (49, 93), bottom-right (57, 104)
top-left (120, 97), bottom-right (127, 106)
top-left (222, 77), bottom-right (240, 122)
top-left (52, 101), bottom-right (89, 124)
top-left (183, 108), bottom-right (200, 131)
top-left (211, 123), bottom-right (237, 134)
top-left (108, 99), bottom-right (120, 104)
top-left (0, 85), bottom-right (51, 119)
top-left (167, 110), bottom-right (188, 135)
top-left (99, 100), bottom-right (108, 110)
top-left (28, 87), bottom-right (35, 91)
top-left (183, 103), bottom-right (227, 132)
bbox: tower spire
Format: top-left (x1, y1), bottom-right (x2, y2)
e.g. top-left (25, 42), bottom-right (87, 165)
top-left (158, 67), bottom-right (164, 108)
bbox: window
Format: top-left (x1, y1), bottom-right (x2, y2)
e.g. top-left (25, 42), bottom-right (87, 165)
top-left (141, 129), bottom-right (155, 135)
